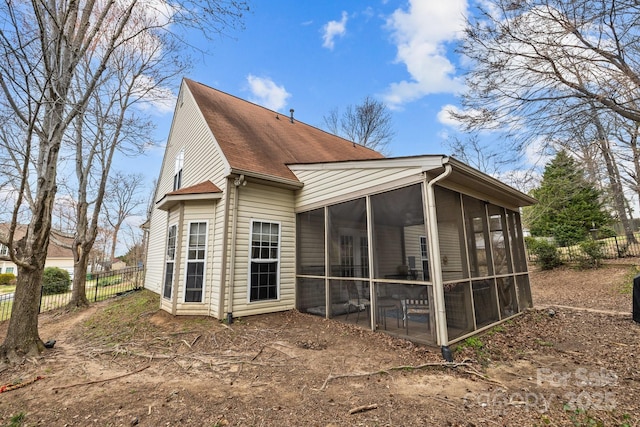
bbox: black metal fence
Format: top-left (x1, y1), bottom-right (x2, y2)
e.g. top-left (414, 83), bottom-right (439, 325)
top-left (529, 233), bottom-right (640, 263)
top-left (0, 266), bottom-right (144, 322)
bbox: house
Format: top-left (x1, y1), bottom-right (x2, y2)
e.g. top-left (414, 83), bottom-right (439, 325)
top-left (0, 225), bottom-right (75, 277)
top-left (144, 79), bottom-right (536, 354)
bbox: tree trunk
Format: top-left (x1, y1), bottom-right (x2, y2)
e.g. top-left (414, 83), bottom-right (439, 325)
top-left (110, 223), bottom-right (121, 263)
top-left (1, 261), bottom-right (46, 363)
top-left (68, 244), bottom-right (91, 308)
top-left (593, 113), bottom-right (638, 243)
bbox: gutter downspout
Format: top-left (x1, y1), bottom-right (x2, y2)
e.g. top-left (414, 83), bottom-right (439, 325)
top-left (225, 174), bottom-right (245, 324)
top-left (217, 179), bottom-right (232, 319)
top-left (424, 161), bottom-right (453, 360)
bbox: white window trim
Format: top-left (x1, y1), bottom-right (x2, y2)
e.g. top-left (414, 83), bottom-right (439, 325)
top-left (247, 219), bottom-right (281, 303)
top-left (183, 220), bottom-right (208, 304)
top-left (173, 149), bottom-right (184, 191)
top-left (0, 244), bottom-right (8, 257)
top-left (163, 223), bottom-right (178, 300)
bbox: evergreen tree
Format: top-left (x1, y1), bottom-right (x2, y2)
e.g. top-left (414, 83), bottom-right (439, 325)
top-left (525, 151), bottom-right (610, 246)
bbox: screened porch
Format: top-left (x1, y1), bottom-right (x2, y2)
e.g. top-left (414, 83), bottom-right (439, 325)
top-left (295, 178), bottom-right (533, 347)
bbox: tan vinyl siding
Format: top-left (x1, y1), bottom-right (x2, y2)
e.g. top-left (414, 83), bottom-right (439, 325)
top-left (228, 182), bottom-right (296, 317)
top-left (147, 80), bottom-right (230, 313)
top-left (404, 225), bottom-right (427, 275)
top-left (374, 225), bottom-right (402, 278)
top-left (145, 208), bottom-right (168, 294)
top-left (172, 201), bottom-right (217, 315)
top-left (291, 166), bottom-right (423, 210)
top-left (156, 82), bottom-right (230, 198)
top-left (439, 222), bottom-right (465, 282)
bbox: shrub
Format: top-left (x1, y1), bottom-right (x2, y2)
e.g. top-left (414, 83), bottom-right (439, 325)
top-left (596, 226), bottom-right (617, 239)
top-left (97, 276), bottom-right (122, 287)
top-left (525, 237), bottom-right (563, 270)
top-left (42, 267), bottom-right (71, 295)
top-left (0, 273), bottom-right (16, 286)
top-left (579, 240), bottom-right (605, 269)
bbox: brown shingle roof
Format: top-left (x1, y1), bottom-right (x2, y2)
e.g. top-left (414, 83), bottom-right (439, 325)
top-left (184, 79), bottom-right (385, 182)
top-left (0, 224), bottom-right (74, 259)
top-left (166, 180), bottom-right (221, 196)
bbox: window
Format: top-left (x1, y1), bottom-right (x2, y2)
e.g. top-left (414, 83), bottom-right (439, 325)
top-left (173, 149), bottom-right (184, 191)
top-left (163, 225), bottom-right (177, 299)
top-left (5, 267), bottom-right (13, 274)
top-left (249, 221), bottom-right (280, 302)
top-left (0, 244), bottom-right (7, 256)
top-left (185, 222), bottom-right (207, 302)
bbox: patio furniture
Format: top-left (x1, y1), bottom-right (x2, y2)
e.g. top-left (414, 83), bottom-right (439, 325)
top-left (345, 282), bottom-right (370, 324)
top-left (401, 297), bottom-right (431, 335)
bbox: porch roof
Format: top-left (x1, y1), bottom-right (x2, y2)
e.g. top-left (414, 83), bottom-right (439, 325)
top-left (156, 180), bottom-right (222, 211)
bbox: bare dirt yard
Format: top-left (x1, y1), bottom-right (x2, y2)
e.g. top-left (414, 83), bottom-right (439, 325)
top-left (1, 261), bottom-right (639, 426)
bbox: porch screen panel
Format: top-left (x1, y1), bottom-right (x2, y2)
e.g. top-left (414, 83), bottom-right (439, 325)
top-left (297, 209), bottom-right (325, 276)
top-left (462, 195), bottom-right (492, 278)
top-left (497, 276), bottom-right (519, 317)
top-left (434, 186), bottom-right (468, 281)
top-left (250, 221), bottom-right (280, 301)
top-left (488, 204), bottom-right (512, 275)
top-left (163, 225), bottom-right (177, 299)
top-left (370, 183), bottom-right (426, 280)
top-left (472, 279), bottom-right (499, 328)
top-left (444, 281), bottom-right (474, 339)
top-left (507, 210), bottom-right (527, 273)
top-left (328, 198), bottom-right (368, 278)
top-left (516, 275), bottom-right (533, 309)
top-left (185, 222), bottom-right (207, 302)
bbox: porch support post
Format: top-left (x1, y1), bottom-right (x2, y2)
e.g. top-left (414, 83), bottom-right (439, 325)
top-left (366, 195), bottom-right (375, 331)
top-left (424, 162), bottom-right (452, 347)
top-left (324, 206), bottom-right (330, 319)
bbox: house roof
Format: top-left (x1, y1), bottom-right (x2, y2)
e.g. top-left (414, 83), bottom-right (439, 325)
top-left (166, 180), bottom-right (221, 196)
top-left (184, 79), bottom-right (385, 183)
top-left (156, 180), bottom-right (223, 211)
top-left (0, 224), bottom-right (74, 260)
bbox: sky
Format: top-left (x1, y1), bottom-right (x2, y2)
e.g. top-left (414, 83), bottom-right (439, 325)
top-left (121, 0), bottom-right (472, 188)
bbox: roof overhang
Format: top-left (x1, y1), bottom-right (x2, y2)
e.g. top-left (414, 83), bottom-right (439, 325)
top-left (156, 180), bottom-right (223, 211)
top-left (156, 192), bottom-right (222, 211)
top-left (229, 168), bottom-right (304, 190)
top-left (441, 157), bottom-right (537, 208)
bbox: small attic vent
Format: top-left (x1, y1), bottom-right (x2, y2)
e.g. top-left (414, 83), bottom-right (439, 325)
top-left (289, 108), bottom-right (294, 124)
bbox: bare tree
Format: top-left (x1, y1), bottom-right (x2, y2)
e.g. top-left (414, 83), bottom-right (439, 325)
top-left (103, 171), bottom-right (146, 263)
top-left (0, 0), bottom-right (248, 363)
top-left (323, 96), bottom-right (395, 155)
top-left (455, 0), bottom-right (640, 241)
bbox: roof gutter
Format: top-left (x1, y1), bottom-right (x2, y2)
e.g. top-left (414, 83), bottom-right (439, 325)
top-left (229, 168), bottom-right (303, 190)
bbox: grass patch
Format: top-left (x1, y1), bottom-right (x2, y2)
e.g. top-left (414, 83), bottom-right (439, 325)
top-left (81, 290), bottom-right (160, 344)
top-left (619, 265), bottom-right (640, 295)
top-left (6, 412), bottom-right (26, 427)
top-left (0, 285), bottom-right (16, 295)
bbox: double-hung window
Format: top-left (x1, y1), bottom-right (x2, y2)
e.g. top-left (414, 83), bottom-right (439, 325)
top-left (249, 221), bottom-right (280, 302)
top-left (173, 149), bottom-right (184, 191)
top-left (0, 244), bottom-right (8, 257)
top-left (185, 222), bottom-right (207, 302)
top-left (163, 225), bottom-right (177, 299)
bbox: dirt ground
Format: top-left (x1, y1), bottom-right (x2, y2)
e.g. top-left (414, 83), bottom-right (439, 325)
top-left (1, 261), bottom-right (639, 426)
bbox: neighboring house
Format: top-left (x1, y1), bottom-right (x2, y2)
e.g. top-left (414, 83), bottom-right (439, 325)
top-left (145, 79), bottom-right (536, 353)
top-left (0, 225), bottom-right (75, 276)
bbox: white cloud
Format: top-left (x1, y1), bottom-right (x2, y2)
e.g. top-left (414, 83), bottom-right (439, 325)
top-left (322, 11), bottom-right (348, 50)
top-left (383, 0), bottom-right (467, 108)
top-left (131, 75), bottom-right (177, 115)
top-left (437, 104), bottom-right (463, 128)
top-left (246, 75), bottom-right (291, 111)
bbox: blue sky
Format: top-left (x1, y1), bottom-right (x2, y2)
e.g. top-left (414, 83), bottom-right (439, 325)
top-left (125, 0), bottom-right (472, 188)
